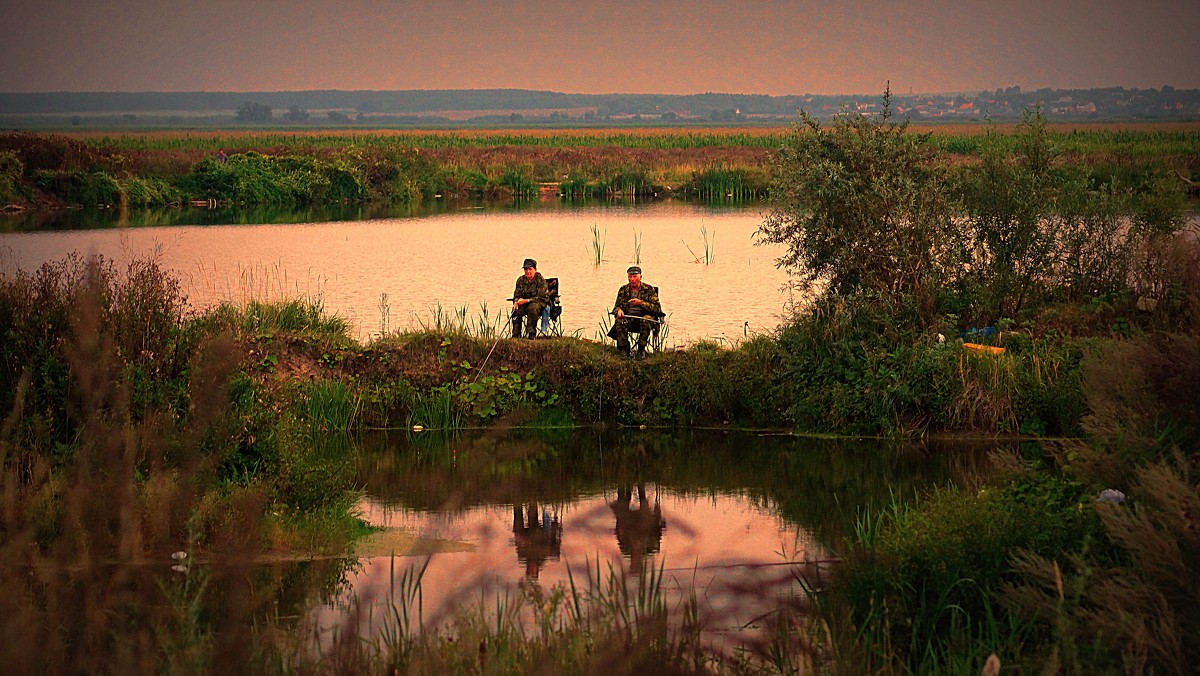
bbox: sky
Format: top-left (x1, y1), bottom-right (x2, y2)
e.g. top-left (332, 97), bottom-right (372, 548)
top-left (1, 0), bottom-right (1198, 95)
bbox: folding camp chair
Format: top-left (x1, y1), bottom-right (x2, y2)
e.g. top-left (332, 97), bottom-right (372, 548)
top-left (606, 285), bottom-right (667, 356)
top-left (538, 277), bottom-right (563, 336)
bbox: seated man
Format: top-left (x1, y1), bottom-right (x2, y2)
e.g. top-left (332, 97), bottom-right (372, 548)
top-left (511, 258), bottom-right (549, 339)
top-left (609, 265), bottom-right (662, 359)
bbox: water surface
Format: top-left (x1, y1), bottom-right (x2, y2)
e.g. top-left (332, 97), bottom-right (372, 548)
top-left (1, 200), bottom-right (793, 344)
top-left (308, 428), bottom-right (995, 653)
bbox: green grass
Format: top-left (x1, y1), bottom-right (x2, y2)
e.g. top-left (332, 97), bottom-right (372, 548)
top-left (205, 298), bottom-right (350, 339)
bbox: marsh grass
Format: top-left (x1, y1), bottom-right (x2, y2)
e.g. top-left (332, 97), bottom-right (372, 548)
top-left (701, 224), bottom-right (716, 265)
top-left (412, 301), bottom-right (504, 339)
top-left (407, 385), bottom-right (464, 431)
top-left (0, 255), bottom-right (271, 673)
top-left (305, 379), bottom-right (361, 438)
top-left (206, 297), bottom-right (350, 339)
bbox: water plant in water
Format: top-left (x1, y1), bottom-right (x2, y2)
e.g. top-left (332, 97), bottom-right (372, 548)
top-left (633, 229), bottom-right (643, 265)
top-left (701, 224), bottom-right (716, 265)
top-left (590, 223), bottom-right (606, 266)
top-left (377, 291), bottom-right (390, 337)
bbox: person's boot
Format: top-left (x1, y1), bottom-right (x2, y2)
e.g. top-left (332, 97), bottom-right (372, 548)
top-left (635, 346), bottom-right (646, 360)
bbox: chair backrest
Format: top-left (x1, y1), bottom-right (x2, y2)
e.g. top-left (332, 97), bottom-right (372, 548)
top-left (546, 277), bottom-right (562, 319)
top-left (653, 285), bottom-right (665, 317)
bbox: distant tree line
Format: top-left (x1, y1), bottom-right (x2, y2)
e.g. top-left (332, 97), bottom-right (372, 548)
top-left (3, 87), bottom-right (1198, 123)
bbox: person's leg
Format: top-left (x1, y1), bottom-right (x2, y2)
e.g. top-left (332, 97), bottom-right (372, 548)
top-left (614, 320), bottom-right (632, 356)
top-left (511, 308), bottom-right (523, 338)
top-left (524, 302), bottom-right (545, 338)
top-left (634, 320), bottom-right (650, 358)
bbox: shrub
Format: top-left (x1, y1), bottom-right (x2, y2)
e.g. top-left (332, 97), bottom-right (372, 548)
top-left (838, 468), bottom-right (1101, 672)
top-left (119, 176), bottom-right (180, 207)
top-left (0, 150), bottom-right (23, 204)
top-left (760, 88), bottom-right (956, 325)
top-left (33, 169), bottom-right (121, 206)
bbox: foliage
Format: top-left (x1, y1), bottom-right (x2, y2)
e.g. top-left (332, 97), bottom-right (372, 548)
top-left (952, 108), bottom-right (1189, 327)
top-left (0, 150), bottom-right (23, 204)
top-left (176, 151), bottom-right (368, 204)
top-left (836, 468), bottom-right (1102, 672)
top-left (760, 89), bottom-right (957, 324)
top-left (235, 101), bottom-right (272, 122)
top-left (33, 168), bottom-right (121, 206)
top-left (119, 175), bottom-right (180, 207)
top-left (449, 363), bottom-right (559, 421)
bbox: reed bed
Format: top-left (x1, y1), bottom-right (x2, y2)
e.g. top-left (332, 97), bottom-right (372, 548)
top-left (59, 124), bottom-right (1200, 161)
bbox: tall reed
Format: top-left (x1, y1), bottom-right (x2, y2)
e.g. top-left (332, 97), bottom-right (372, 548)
top-left (407, 385), bottom-right (463, 430)
top-left (413, 301), bottom-right (503, 339)
top-left (590, 223), bottom-right (606, 266)
top-left (377, 292), bottom-right (390, 337)
top-left (701, 225), bottom-right (716, 265)
top-left (633, 230), bottom-right (643, 265)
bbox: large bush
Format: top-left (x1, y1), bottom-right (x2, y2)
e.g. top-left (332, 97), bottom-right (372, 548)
top-left (176, 151), bottom-right (368, 204)
top-left (760, 89), bottom-right (957, 325)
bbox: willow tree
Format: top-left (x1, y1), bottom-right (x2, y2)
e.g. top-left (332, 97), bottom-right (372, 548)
top-left (758, 90), bottom-right (957, 326)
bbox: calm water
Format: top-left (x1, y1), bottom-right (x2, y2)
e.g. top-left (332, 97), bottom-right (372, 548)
top-left (306, 429), bottom-right (995, 653)
top-left (0, 199), bottom-right (795, 345)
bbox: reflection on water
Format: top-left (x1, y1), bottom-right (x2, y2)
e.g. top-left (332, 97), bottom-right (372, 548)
top-left (0, 199), bottom-right (790, 344)
top-left (308, 428), bottom-right (998, 654)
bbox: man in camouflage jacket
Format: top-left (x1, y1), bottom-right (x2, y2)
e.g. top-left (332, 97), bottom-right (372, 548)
top-left (511, 258), bottom-right (550, 338)
top-left (610, 266), bottom-right (662, 358)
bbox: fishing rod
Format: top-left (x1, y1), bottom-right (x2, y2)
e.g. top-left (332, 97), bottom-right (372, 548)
top-left (609, 312), bottom-right (666, 325)
top-left (473, 313), bottom-right (513, 383)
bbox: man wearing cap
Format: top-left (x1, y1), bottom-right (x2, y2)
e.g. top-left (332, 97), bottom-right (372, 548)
top-left (610, 266), bottom-right (662, 359)
top-left (511, 258), bottom-right (550, 339)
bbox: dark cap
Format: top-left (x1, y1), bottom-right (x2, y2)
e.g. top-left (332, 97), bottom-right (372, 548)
top-left (522, 258), bottom-right (537, 269)
top-left (627, 265), bottom-right (642, 275)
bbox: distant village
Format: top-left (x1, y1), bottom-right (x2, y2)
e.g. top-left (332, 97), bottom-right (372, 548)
top-left (595, 87), bottom-right (1200, 123)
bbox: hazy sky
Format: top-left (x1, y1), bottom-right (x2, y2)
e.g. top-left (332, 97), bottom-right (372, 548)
top-left (2, 0), bottom-right (1197, 95)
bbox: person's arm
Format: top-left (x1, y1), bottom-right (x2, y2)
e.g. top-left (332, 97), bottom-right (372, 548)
top-left (512, 278), bottom-right (526, 309)
top-left (612, 286), bottom-right (628, 318)
top-left (639, 285), bottom-right (661, 316)
top-left (533, 275), bottom-right (550, 305)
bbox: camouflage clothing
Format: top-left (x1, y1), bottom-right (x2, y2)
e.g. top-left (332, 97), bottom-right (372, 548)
top-left (511, 272), bottom-right (550, 338)
top-left (610, 282), bottom-right (662, 355)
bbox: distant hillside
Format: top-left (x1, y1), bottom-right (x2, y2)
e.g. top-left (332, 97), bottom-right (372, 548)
top-left (1, 87), bottom-right (1198, 125)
